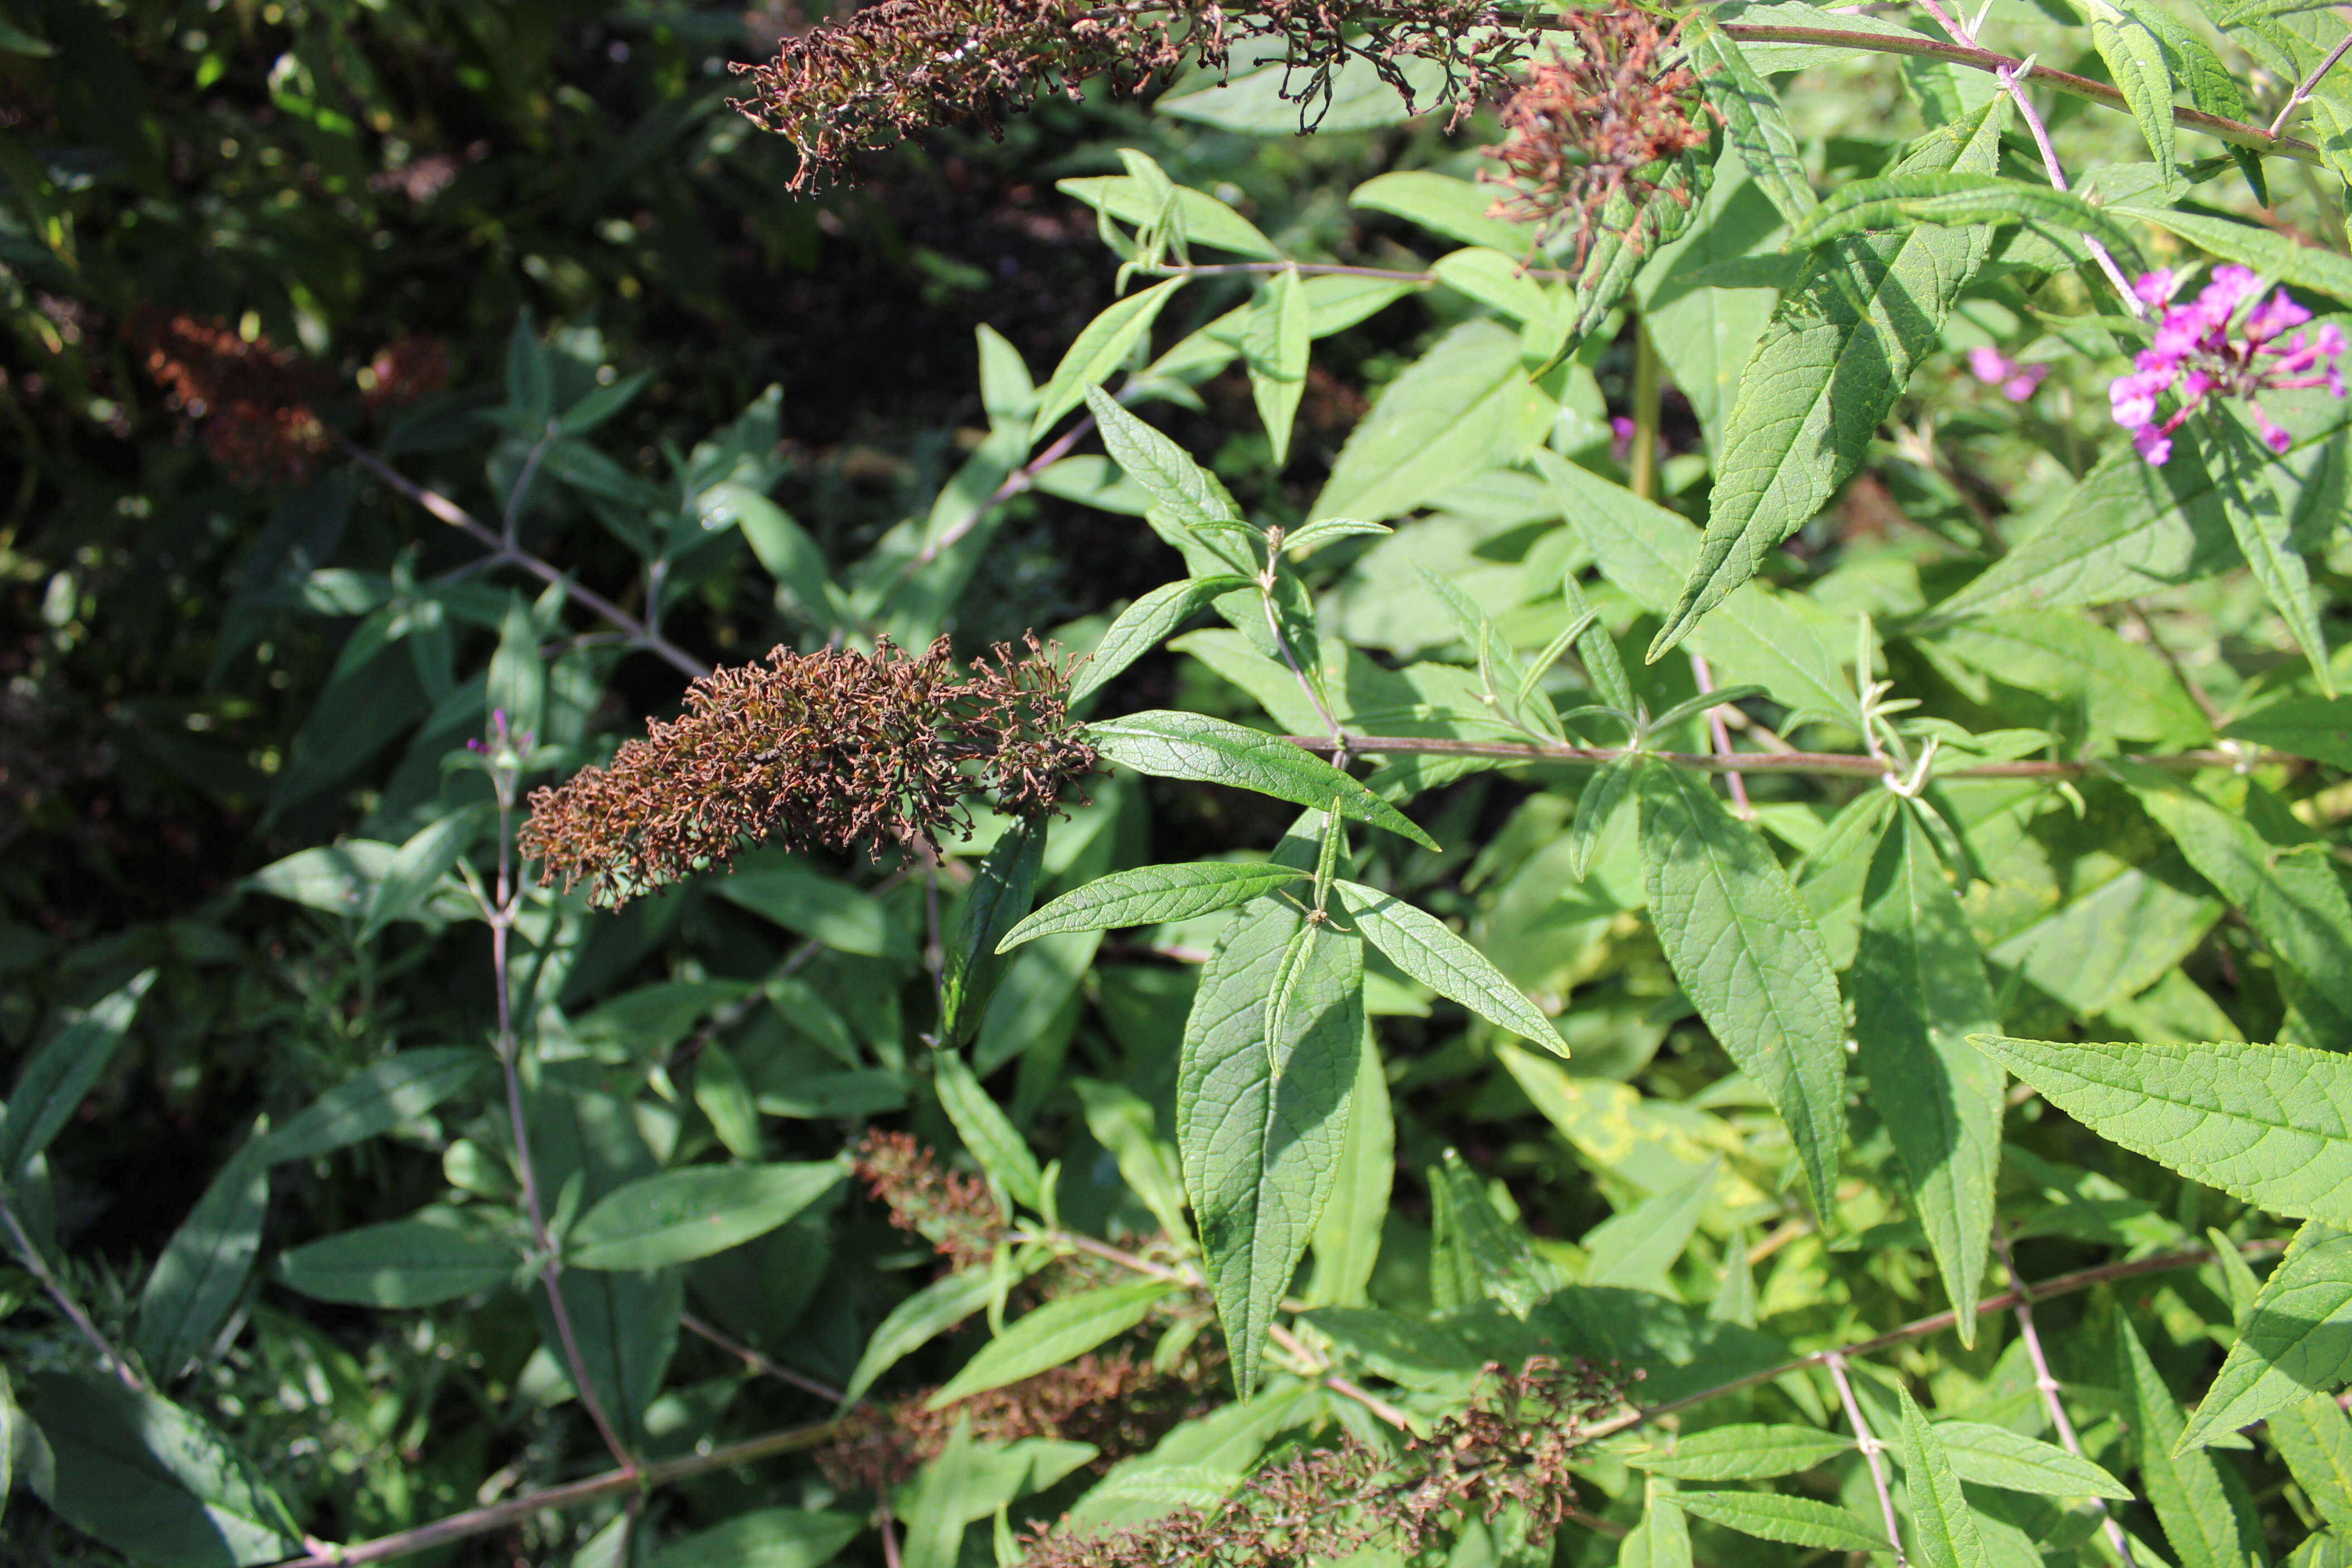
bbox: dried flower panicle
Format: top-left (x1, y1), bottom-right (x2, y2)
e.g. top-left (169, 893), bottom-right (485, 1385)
top-left (1481, 10), bottom-right (1715, 265)
top-left (1014, 1356), bottom-right (1627, 1568)
top-left (731, 0), bottom-right (1528, 191)
top-left (520, 634), bottom-right (1098, 908)
top-left (853, 1128), bottom-right (1009, 1270)
top-left (134, 310), bottom-right (452, 484)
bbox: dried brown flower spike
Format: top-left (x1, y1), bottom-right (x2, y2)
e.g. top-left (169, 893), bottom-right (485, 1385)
top-left (520, 634), bottom-right (1098, 907)
top-left (1482, 9), bottom-right (1715, 264)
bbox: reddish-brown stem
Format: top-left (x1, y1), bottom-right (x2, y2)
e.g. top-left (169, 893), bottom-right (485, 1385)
top-left (1279, 733), bottom-right (2287, 780)
top-left (680, 1310), bottom-right (849, 1403)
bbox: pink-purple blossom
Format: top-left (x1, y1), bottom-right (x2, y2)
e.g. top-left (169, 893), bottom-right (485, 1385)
top-left (2109, 266), bottom-right (2344, 466)
top-left (1968, 346), bottom-right (2048, 402)
top-left (1610, 415), bottom-right (1637, 463)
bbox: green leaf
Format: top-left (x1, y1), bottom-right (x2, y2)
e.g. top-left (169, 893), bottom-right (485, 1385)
top-left (136, 1134), bottom-right (270, 1380)
top-left (643, 1508), bottom-right (865, 1568)
top-left (1349, 171), bottom-right (1532, 252)
top-left (1930, 614), bottom-right (2209, 745)
top-left (243, 841), bottom-right (398, 919)
top-left (1073, 577), bottom-right (1257, 706)
top-left (1072, 1078), bottom-right (1191, 1245)
top-left (934, 1050), bottom-right (1044, 1215)
top-left (1926, 1421), bottom-right (2134, 1498)
top-left (278, 1211), bottom-right (518, 1307)
top-left (928, 1279), bottom-right (1180, 1407)
top-left (2117, 205), bottom-right (2352, 304)
top-left (2087, 0), bottom-right (2183, 196)
top-left (1083, 387), bottom-right (1251, 540)
top-left (1280, 517), bottom-right (1391, 558)
top-left (1537, 451), bottom-right (1860, 727)
top-left (1788, 172), bottom-right (2145, 267)
top-left (1305, 1026), bottom-right (1390, 1308)
top-left (2270, 1392), bottom-right (2352, 1532)
top-left (1427, 1147), bottom-right (1560, 1314)
top-left (1615, 1424), bottom-right (1857, 1480)
top-left (486, 591), bottom-right (546, 740)
top-left (2118, 1313), bottom-right (2267, 1568)
top-left (1002, 861), bottom-right (1309, 951)
top-left (1331, 879), bottom-right (1562, 1050)
top-left (1853, 803), bottom-right (2005, 1340)
top-left (1087, 711), bottom-right (1439, 850)
top-left (1583, 1157), bottom-right (1717, 1295)
top-left (263, 1048), bottom-right (485, 1166)
top-left (714, 485), bottom-right (838, 626)
top-left (903, 1417), bottom-right (980, 1568)
top-left (2214, 412), bottom-right (2335, 694)
top-left (567, 1162), bottom-right (842, 1271)
top-left (1651, 98), bottom-right (2004, 661)
top-left (1054, 175), bottom-right (1279, 259)
top-left (1691, 16), bottom-right (1819, 223)
top-left (1309, 320), bottom-right (1553, 525)
top-left (28, 1371), bottom-right (300, 1567)
top-left (0, 970), bottom-right (156, 1183)
top-left (1621, 1478), bottom-right (1695, 1568)
top-left (2182, 1221), bottom-right (2352, 1447)
top-left (2114, 766), bottom-right (2352, 1018)
top-left (1030, 277), bottom-right (1188, 441)
top-left (1971, 1034), bottom-right (2352, 1225)
top-left (0, 19), bottom-right (54, 54)
top-left (1896, 1387), bottom-right (1996, 1568)
top-left (539, 1264), bottom-right (682, 1449)
top-left (711, 862), bottom-right (913, 961)
top-left (1666, 1490), bottom-right (1891, 1551)
top-left (1180, 903), bottom-right (1364, 1399)
top-left (941, 821), bottom-right (1046, 1047)
top-left (1246, 268), bottom-right (1309, 467)
top-left (360, 805), bottom-right (488, 940)
top-left (2227, 696), bottom-right (2352, 768)
top-left (844, 1269), bottom-right (1004, 1403)
top-left (1638, 762), bottom-right (1847, 1217)
top-left (693, 1042), bottom-right (763, 1161)
top-left (1570, 753), bottom-right (1639, 883)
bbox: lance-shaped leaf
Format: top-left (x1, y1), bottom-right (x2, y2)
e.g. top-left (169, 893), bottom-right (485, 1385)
top-left (1615, 1424), bottom-right (1857, 1480)
top-left (1305, 1026), bottom-right (1390, 1308)
top-left (1073, 1078), bottom-right (1191, 1245)
top-left (1691, 16), bottom-right (1817, 223)
top-left (1974, 1034), bottom-right (2352, 1225)
top-left (2087, 0), bottom-right (2182, 196)
top-left (1788, 172), bottom-right (2145, 269)
top-left (1031, 278), bottom-right (1186, 441)
top-left (1331, 879), bottom-right (1564, 1052)
top-left (2227, 696), bottom-right (2352, 769)
top-left (903, 1416), bottom-right (980, 1568)
top-left (262, 1048), bottom-right (485, 1166)
top-left (1923, 1422), bottom-right (2133, 1498)
top-left (1179, 904), bottom-right (1364, 1399)
top-left (567, 1161), bottom-right (843, 1270)
top-left (2118, 1313), bottom-right (2267, 1568)
top-left (0, 969), bottom-right (156, 1184)
top-left (845, 1269), bottom-right (1006, 1403)
top-left (928, 1279), bottom-right (1180, 1407)
top-left (1896, 1387), bottom-right (1995, 1568)
top-left (934, 1049), bottom-right (1044, 1215)
top-left (277, 1211), bottom-right (519, 1307)
top-left (1666, 1491), bottom-right (1891, 1552)
top-left (1650, 97), bottom-right (2004, 661)
top-left (1072, 576), bottom-right (1256, 706)
top-left (1639, 761), bottom-right (1847, 1217)
top-left (1570, 752), bottom-right (1638, 882)
top-left (2213, 411), bottom-right (2335, 694)
top-left (136, 1131), bottom-right (271, 1380)
top-left (940, 821), bottom-right (1046, 1048)
top-left (2182, 1221), bottom-right (2352, 1447)
top-left (2271, 1392), bottom-right (2352, 1531)
top-left (360, 804), bottom-right (489, 939)
top-left (644, 1509), bottom-right (866, 1568)
top-left (1088, 711), bottom-right (1438, 850)
top-left (1853, 803), bottom-right (2004, 1340)
top-left (1000, 861), bottom-right (1310, 951)
top-left (1246, 267), bottom-right (1309, 466)
top-left (2116, 205), bottom-right (2352, 304)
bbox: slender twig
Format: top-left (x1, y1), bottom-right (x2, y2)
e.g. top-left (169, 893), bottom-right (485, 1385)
top-left (1145, 260), bottom-right (1447, 283)
top-left (2270, 30), bottom-right (2352, 138)
top-left (1267, 1321), bottom-right (1416, 1430)
top-left (1277, 732), bottom-right (2290, 780)
top-left (1993, 1231), bottom-right (2139, 1568)
top-left (335, 434), bottom-right (710, 681)
top-left (1992, 64), bottom-right (2143, 310)
top-left (878, 1503), bottom-right (905, 1568)
top-left (504, 424), bottom-right (558, 546)
top-left (1827, 1351), bottom-right (1911, 1566)
top-left (0, 1190), bottom-right (144, 1390)
top-left (1690, 654), bottom-right (1753, 819)
top-left (899, 414), bottom-right (1098, 583)
top-left (680, 1311), bottom-right (849, 1403)
top-left (1628, 321), bottom-right (1662, 506)
top-left (269, 1419), bottom-right (837, 1567)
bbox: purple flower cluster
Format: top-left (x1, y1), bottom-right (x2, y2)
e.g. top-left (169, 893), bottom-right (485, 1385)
top-left (2109, 266), bottom-right (2344, 466)
top-left (1968, 346), bottom-right (2047, 402)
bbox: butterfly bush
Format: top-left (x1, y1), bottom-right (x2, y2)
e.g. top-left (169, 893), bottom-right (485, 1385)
top-left (1968, 345), bottom-right (2047, 402)
top-left (2109, 266), bottom-right (2346, 466)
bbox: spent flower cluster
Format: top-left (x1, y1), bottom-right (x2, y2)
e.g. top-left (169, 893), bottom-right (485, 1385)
top-left (2108, 266), bottom-right (2345, 465)
top-left (519, 634), bottom-right (1097, 907)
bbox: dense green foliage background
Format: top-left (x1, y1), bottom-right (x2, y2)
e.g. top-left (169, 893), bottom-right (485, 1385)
top-left (16, 3), bottom-right (2352, 1568)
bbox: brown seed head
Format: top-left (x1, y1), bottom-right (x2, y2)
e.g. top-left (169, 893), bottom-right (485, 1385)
top-left (133, 310), bottom-right (338, 484)
top-left (520, 634), bottom-right (1098, 907)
